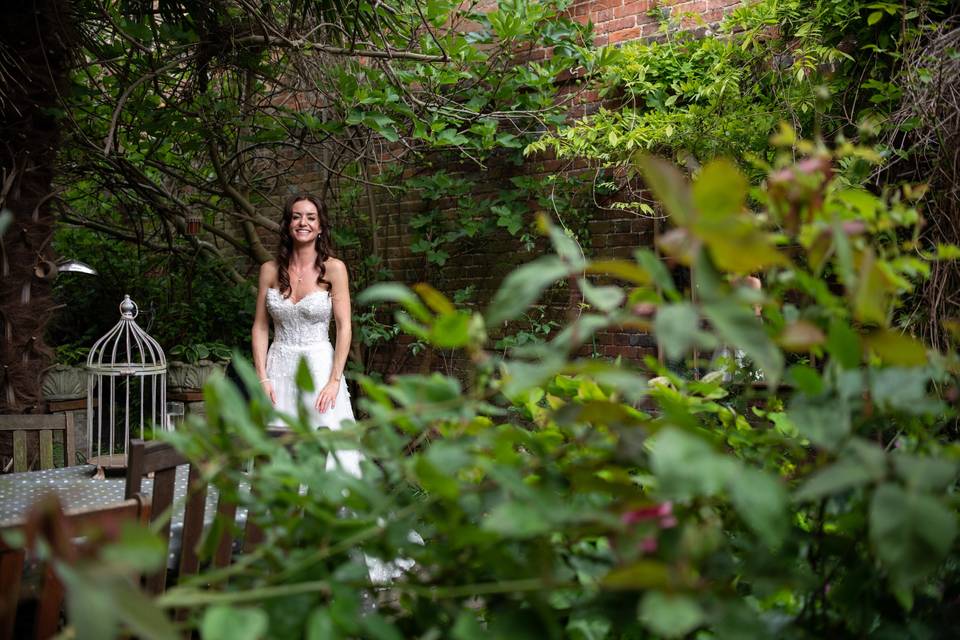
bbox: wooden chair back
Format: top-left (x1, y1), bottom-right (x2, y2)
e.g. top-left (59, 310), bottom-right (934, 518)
top-left (0, 494), bottom-right (151, 640)
top-left (125, 438), bottom-right (269, 595)
top-left (0, 414), bottom-right (76, 473)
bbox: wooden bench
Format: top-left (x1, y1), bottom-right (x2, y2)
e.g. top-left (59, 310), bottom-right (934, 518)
top-left (0, 494), bottom-right (151, 640)
top-left (125, 438), bottom-right (271, 595)
top-left (0, 414), bottom-right (76, 473)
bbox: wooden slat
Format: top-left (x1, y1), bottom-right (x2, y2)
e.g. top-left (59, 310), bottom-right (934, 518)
top-left (178, 464), bottom-right (208, 579)
top-left (139, 442), bottom-right (187, 476)
top-left (212, 477), bottom-right (239, 569)
top-left (175, 465), bottom-right (208, 622)
top-left (34, 565), bottom-right (63, 640)
top-left (12, 432), bottom-right (26, 473)
top-left (0, 548), bottom-right (24, 640)
top-left (46, 398), bottom-right (87, 413)
top-left (64, 412), bottom-right (76, 468)
top-left (39, 430), bottom-right (54, 470)
top-left (124, 440), bottom-right (148, 499)
top-left (0, 414), bottom-right (65, 432)
top-left (144, 467), bottom-right (177, 594)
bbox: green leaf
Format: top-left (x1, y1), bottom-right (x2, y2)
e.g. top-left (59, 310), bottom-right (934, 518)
top-left (412, 283), bottom-right (455, 315)
top-left (655, 303), bottom-right (699, 361)
top-left (296, 356), bottom-right (315, 393)
top-left (59, 565), bottom-right (120, 640)
top-left (579, 279), bottom-right (625, 312)
top-left (637, 155), bottom-right (696, 225)
top-left (826, 319), bottom-right (861, 369)
top-left (862, 329), bottom-right (927, 366)
top-left (358, 282), bottom-right (432, 323)
top-left (650, 428), bottom-right (737, 499)
top-left (728, 467), bottom-right (788, 548)
top-left (452, 611), bottom-right (486, 640)
top-left (634, 249), bottom-right (678, 298)
top-left (795, 438), bottom-right (886, 500)
top-left (693, 159), bottom-right (747, 221)
top-left (867, 10), bottom-right (883, 25)
top-left (869, 367), bottom-right (942, 414)
top-left (852, 250), bottom-right (890, 325)
top-left (602, 560), bottom-right (670, 590)
top-left (201, 606), bottom-right (268, 640)
top-left (486, 256), bottom-right (570, 325)
top-left (703, 300), bottom-right (783, 386)
top-left (111, 579), bottom-right (180, 640)
top-left (639, 591), bottom-right (704, 638)
top-left (870, 483), bottom-right (958, 590)
top-left (429, 312), bottom-right (472, 348)
top-left (585, 259), bottom-right (651, 285)
top-left (360, 613), bottom-right (404, 640)
top-left (306, 608), bottom-right (340, 640)
top-left (483, 500), bottom-right (552, 538)
top-left (100, 522), bottom-right (166, 573)
top-left (892, 453), bottom-right (958, 491)
top-left (788, 396), bottom-right (851, 450)
top-left (786, 364), bottom-right (823, 395)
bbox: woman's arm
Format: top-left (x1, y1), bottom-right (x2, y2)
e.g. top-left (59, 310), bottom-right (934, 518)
top-left (252, 261), bottom-right (278, 403)
top-left (316, 259), bottom-right (352, 413)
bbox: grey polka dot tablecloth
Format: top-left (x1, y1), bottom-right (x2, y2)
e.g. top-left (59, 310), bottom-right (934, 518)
top-left (0, 465), bottom-right (245, 569)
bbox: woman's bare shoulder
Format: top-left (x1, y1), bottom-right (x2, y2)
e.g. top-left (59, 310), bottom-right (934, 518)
top-left (259, 260), bottom-right (279, 286)
top-left (324, 257), bottom-right (347, 274)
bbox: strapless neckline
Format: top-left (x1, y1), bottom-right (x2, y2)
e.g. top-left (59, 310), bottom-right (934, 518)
top-left (267, 287), bottom-right (329, 306)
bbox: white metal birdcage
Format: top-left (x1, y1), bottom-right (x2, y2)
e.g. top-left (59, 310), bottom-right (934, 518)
top-left (86, 295), bottom-right (167, 468)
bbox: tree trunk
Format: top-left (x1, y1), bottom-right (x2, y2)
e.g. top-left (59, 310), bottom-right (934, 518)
top-left (0, 0), bottom-right (73, 412)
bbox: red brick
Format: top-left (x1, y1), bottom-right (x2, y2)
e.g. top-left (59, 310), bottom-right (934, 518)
top-left (609, 26), bottom-right (643, 43)
top-left (615, 0), bottom-right (655, 19)
top-left (594, 0), bottom-right (625, 9)
top-left (596, 16), bottom-right (636, 34)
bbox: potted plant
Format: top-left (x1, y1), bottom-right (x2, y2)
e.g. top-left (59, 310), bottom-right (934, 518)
top-left (166, 342), bottom-right (231, 392)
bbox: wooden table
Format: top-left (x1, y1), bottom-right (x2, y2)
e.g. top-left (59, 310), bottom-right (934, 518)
top-left (0, 465), bottom-right (244, 568)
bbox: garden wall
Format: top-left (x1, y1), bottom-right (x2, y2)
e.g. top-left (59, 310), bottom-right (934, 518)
top-left (289, 0), bottom-right (743, 373)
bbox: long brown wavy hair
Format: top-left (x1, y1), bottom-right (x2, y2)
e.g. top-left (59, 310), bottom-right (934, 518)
top-left (276, 193), bottom-right (336, 298)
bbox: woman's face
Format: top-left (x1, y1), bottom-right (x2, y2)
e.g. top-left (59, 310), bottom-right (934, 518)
top-left (288, 199), bottom-right (320, 245)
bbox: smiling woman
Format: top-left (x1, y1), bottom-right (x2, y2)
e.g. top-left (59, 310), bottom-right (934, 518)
top-left (250, 194), bottom-right (355, 437)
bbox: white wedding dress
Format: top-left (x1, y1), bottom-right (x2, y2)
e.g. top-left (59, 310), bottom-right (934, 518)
top-left (265, 286), bottom-right (414, 583)
top-left (265, 287), bottom-right (362, 471)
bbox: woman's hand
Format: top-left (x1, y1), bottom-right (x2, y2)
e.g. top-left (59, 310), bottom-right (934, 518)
top-left (261, 379), bottom-right (277, 405)
top-left (315, 380), bottom-right (339, 413)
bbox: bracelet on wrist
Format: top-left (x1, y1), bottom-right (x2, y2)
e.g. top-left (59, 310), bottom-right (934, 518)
top-left (259, 377), bottom-right (271, 383)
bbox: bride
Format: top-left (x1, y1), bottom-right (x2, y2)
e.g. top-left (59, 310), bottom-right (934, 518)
top-left (251, 194), bottom-right (414, 585)
top-left (251, 193), bottom-right (360, 474)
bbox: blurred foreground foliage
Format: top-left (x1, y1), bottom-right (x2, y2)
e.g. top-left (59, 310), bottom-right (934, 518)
top-left (52, 138), bottom-right (960, 639)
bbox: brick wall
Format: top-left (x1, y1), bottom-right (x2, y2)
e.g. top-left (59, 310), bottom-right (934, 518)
top-left (295, 0), bottom-right (744, 374)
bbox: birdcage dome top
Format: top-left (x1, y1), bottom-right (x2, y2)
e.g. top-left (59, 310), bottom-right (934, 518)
top-left (86, 295), bottom-right (167, 375)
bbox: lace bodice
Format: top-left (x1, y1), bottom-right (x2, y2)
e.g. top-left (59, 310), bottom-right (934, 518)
top-left (266, 288), bottom-right (332, 346)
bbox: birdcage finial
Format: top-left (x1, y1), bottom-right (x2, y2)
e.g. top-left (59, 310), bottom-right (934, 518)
top-left (120, 295), bottom-right (138, 319)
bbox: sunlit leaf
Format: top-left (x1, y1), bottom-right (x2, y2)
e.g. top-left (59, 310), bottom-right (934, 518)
top-left (862, 329), bottom-right (927, 366)
top-left (693, 159), bottom-right (747, 221)
top-left (413, 283), bottom-right (455, 315)
top-left (637, 155), bottom-right (696, 225)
